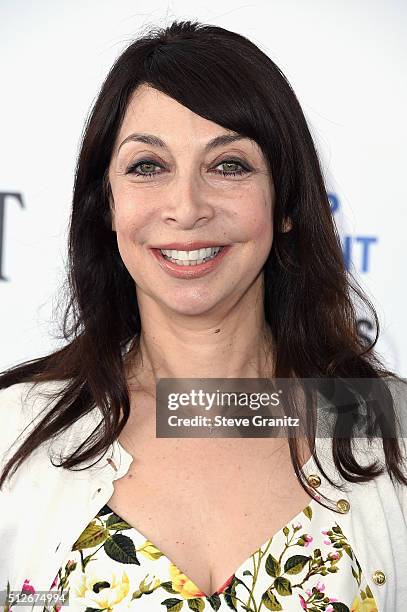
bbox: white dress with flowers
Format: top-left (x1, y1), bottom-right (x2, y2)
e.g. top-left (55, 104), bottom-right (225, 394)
top-left (45, 493), bottom-right (379, 612)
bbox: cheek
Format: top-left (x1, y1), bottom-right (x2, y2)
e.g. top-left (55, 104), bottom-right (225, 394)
top-left (237, 195), bottom-right (273, 268)
top-left (239, 199), bottom-right (273, 244)
top-left (111, 182), bottom-right (154, 232)
top-left (114, 213), bottom-right (150, 272)
top-left (114, 200), bottom-right (154, 244)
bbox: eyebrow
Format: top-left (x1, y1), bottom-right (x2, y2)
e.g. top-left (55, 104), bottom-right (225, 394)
top-left (117, 132), bottom-right (250, 154)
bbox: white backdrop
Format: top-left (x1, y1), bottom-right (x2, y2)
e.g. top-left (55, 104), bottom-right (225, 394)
top-left (1, 0), bottom-right (406, 374)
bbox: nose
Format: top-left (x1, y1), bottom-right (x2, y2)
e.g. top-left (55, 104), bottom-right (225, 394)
top-left (161, 175), bottom-right (215, 229)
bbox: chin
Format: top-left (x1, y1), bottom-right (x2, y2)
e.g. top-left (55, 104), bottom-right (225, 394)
top-left (167, 301), bottom-right (219, 317)
top-left (161, 290), bottom-right (221, 316)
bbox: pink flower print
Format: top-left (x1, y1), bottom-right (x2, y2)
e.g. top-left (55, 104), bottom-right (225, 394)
top-left (323, 539), bottom-right (332, 545)
top-left (303, 534), bottom-right (313, 547)
top-left (293, 521), bottom-right (302, 530)
top-left (315, 580), bottom-right (325, 592)
top-left (50, 573), bottom-right (58, 589)
top-left (299, 594), bottom-right (307, 609)
top-left (326, 606), bottom-right (334, 612)
top-left (329, 597), bottom-right (339, 602)
top-left (306, 589), bottom-right (312, 596)
top-left (314, 493), bottom-right (321, 500)
top-left (21, 579), bottom-right (35, 594)
top-left (328, 551), bottom-right (340, 560)
top-left (321, 528), bottom-right (329, 535)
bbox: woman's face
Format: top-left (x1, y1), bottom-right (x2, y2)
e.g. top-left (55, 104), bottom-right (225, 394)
top-left (108, 83), bottom-right (276, 316)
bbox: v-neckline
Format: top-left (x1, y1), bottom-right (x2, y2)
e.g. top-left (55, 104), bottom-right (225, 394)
top-left (101, 495), bottom-right (319, 599)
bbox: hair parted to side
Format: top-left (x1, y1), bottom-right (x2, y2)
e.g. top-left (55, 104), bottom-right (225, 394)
top-left (1, 19), bottom-right (406, 507)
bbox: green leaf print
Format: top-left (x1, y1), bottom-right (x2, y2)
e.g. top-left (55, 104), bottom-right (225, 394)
top-left (104, 533), bottom-right (140, 564)
top-left (265, 554), bottom-right (281, 577)
top-left (105, 513), bottom-right (133, 530)
top-left (161, 598), bottom-right (184, 611)
top-left (273, 577), bottom-right (292, 596)
top-left (223, 581), bottom-right (238, 611)
top-left (187, 598), bottom-right (205, 611)
top-left (72, 521), bottom-right (109, 550)
top-left (96, 504), bottom-right (112, 516)
top-left (283, 555), bottom-right (310, 574)
top-left (160, 581), bottom-right (181, 594)
top-left (303, 505), bottom-right (313, 520)
top-left (331, 603), bottom-right (351, 612)
top-left (206, 592), bottom-right (221, 610)
top-left (261, 589), bottom-right (282, 611)
top-left (343, 544), bottom-right (353, 559)
top-left (351, 565), bottom-right (361, 586)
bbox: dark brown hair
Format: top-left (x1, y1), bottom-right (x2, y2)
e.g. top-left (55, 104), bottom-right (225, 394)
top-left (1, 19), bottom-right (406, 510)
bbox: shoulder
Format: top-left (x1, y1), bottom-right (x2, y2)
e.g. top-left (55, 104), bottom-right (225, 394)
top-left (0, 379), bottom-right (67, 421)
top-left (0, 382), bottom-right (38, 442)
top-left (0, 380), bottom-right (70, 463)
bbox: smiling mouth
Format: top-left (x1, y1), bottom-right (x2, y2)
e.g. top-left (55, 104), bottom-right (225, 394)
top-left (150, 244), bottom-right (231, 277)
top-left (159, 246), bottom-right (224, 266)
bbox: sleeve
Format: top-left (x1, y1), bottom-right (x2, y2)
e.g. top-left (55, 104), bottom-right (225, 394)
top-left (388, 377), bottom-right (407, 520)
top-left (0, 383), bottom-right (27, 474)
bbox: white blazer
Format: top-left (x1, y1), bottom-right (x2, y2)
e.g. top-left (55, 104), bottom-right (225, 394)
top-left (0, 379), bottom-right (406, 611)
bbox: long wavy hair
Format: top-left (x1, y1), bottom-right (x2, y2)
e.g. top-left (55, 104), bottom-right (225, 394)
top-left (1, 19), bottom-right (406, 509)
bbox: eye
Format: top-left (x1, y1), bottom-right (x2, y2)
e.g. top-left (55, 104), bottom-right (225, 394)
top-left (126, 158), bottom-right (251, 178)
top-left (212, 159), bottom-right (250, 177)
top-left (126, 160), bottom-right (162, 177)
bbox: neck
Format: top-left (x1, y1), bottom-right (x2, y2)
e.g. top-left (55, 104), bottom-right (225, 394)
top-left (126, 281), bottom-right (274, 389)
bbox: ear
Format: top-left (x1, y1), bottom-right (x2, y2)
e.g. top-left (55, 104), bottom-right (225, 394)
top-left (281, 217), bottom-right (292, 233)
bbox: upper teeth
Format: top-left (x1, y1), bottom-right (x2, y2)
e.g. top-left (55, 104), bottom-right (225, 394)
top-left (160, 247), bottom-right (221, 260)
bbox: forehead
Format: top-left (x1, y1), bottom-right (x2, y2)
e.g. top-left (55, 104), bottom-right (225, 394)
top-left (120, 84), bottom-right (215, 133)
top-left (114, 83), bottom-right (261, 156)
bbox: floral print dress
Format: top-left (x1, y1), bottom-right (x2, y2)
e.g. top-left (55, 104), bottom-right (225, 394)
top-left (41, 491), bottom-right (379, 612)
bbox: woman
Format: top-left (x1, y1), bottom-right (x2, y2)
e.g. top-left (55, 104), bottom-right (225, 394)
top-left (0, 19), bottom-right (406, 612)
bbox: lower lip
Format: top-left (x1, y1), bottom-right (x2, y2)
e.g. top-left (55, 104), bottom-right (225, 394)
top-left (150, 246), bottom-right (232, 279)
